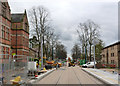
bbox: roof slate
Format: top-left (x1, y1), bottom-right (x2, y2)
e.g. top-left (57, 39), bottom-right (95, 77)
top-left (11, 14), bottom-right (24, 23)
top-left (103, 41), bottom-right (120, 49)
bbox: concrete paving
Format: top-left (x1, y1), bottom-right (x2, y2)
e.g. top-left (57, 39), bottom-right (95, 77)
top-left (82, 68), bottom-right (119, 85)
top-left (35, 66), bottom-right (105, 85)
top-left (28, 68), bottom-right (56, 84)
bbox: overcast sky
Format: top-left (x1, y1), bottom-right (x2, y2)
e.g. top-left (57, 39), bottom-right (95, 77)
top-left (8, 0), bottom-right (118, 57)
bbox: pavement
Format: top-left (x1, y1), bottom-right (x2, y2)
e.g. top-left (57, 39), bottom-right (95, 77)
top-left (99, 68), bottom-right (118, 74)
top-left (1, 68), bottom-right (28, 84)
top-left (2, 66), bottom-right (119, 85)
top-left (35, 66), bottom-right (105, 85)
top-left (82, 68), bottom-right (119, 85)
top-left (28, 68), bottom-right (56, 84)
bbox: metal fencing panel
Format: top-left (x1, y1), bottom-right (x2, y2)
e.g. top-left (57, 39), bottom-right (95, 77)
top-left (0, 54), bottom-right (29, 84)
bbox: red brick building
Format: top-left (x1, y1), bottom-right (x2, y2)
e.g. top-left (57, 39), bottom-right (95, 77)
top-left (11, 10), bottom-right (29, 57)
top-left (0, 1), bottom-right (29, 58)
top-left (0, 1), bottom-right (11, 58)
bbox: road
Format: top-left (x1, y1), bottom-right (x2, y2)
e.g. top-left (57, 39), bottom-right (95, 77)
top-left (36, 66), bottom-right (106, 85)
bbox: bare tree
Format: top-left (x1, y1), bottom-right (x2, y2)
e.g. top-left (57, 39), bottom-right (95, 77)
top-left (29, 6), bottom-right (50, 59)
top-left (77, 22), bottom-right (89, 60)
top-left (87, 20), bottom-right (100, 61)
top-left (71, 43), bottom-right (81, 60)
top-left (50, 30), bottom-right (60, 60)
top-left (77, 20), bottom-right (100, 61)
top-left (44, 28), bottom-right (59, 59)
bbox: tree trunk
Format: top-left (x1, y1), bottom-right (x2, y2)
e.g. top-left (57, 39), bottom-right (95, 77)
top-left (43, 35), bottom-right (45, 57)
top-left (89, 44), bottom-right (92, 61)
top-left (38, 41), bottom-right (41, 59)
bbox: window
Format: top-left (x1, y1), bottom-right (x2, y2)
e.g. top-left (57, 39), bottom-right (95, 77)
top-left (1, 46), bottom-right (5, 58)
top-left (6, 47), bottom-right (9, 58)
top-left (111, 60), bottom-right (114, 64)
top-left (1, 46), bottom-right (4, 53)
top-left (25, 23), bottom-right (28, 31)
top-left (6, 28), bottom-right (9, 40)
top-left (113, 60), bottom-right (114, 64)
top-left (2, 8), bottom-right (6, 17)
top-left (113, 53), bottom-right (114, 57)
top-left (2, 26), bottom-right (5, 39)
top-left (111, 53), bottom-right (114, 57)
top-left (2, 3), bottom-right (6, 17)
top-left (6, 47), bottom-right (9, 54)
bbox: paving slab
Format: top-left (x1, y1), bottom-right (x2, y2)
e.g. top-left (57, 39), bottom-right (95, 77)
top-left (82, 68), bottom-right (119, 85)
top-left (28, 68), bottom-right (56, 84)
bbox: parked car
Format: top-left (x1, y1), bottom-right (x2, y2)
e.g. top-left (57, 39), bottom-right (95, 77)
top-left (82, 61), bottom-right (97, 68)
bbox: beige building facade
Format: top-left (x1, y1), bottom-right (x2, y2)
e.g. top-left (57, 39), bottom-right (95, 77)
top-left (101, 41), bottom-right (120, 67)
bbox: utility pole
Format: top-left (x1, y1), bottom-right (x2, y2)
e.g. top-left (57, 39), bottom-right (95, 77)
top-left (16, 25), bottom-right (17, 58)
top-left (41, 34), bottom-right (43, 70)
top-left (93, 44), bottom-right (96, 68)
top-left (85, 47), bottom-right (87, 64)
top-left (52, 40), bottom-right (53, 60)
top-left (41, 28), bottom-right (44, 70)
top-left (93, 39), bottom-right (98, 69)
top-left (43, 31), bottom-right (45, 57)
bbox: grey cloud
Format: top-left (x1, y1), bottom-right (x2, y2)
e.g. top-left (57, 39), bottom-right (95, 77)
top-left (8, 0), bottom-right (118, 56)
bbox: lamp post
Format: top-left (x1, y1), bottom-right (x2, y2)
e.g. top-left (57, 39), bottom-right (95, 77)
top-left (93, 38), bottom-right (99, 69)
top-left (16, 25), bottom-right (17, 58)
top-left (41, 28), bottom-right (44, 70)
top-left (52, 43), bottom-right (53, 60)
top-left (85, 47), bottom-right (87, 64)
top-left (93, 43), bottom-right (96, 69)
top-left (41, 35), bottom-right (43, 70)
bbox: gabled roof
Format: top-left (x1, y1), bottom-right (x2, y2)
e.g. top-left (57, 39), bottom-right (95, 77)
top-left (11, 14), bottom-right (24, 23)
top-left (103, 41), bottom-right (120, 49)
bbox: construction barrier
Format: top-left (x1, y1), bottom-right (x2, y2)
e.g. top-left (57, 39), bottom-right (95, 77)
top-left (79, 60), bottom-right (85, 65)
top-left (0, 54), bottom-right (29, 84)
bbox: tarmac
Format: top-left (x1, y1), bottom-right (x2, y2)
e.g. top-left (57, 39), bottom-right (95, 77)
top-left (36, 66), bottom-right (104, 84)
top-left (82, 68), bottom-right (119, 85)
top-left (8, 66), bottom-right (119, 85)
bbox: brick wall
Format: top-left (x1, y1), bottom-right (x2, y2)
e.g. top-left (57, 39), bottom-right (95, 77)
top-left (0, 16), bottom-right (2, 58)
top-left (0, 1), bottom-right (30, 58)
top-left (0, 2), bottom-right (11, 58)
top-left (11, 22), bottom-right (29, 56)
top-left (101, 43), bottom-right (119, 67)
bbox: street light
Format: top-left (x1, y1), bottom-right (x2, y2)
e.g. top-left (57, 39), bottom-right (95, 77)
top-left (41, 32), bottom-right (43, 70)
top-left (85, 47), bottom-right (87, 64)
top-left (93, 43), bottom-right (96, 69)
top-left (93, 38), bottom-right (99, 69)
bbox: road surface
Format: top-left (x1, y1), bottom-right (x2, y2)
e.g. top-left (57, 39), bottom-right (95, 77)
top-left (36, 66), bottom-right (106, 85)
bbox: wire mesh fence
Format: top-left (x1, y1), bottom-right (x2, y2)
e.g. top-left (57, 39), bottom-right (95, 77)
top-left (0, 54), bottom-right (29, 84)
